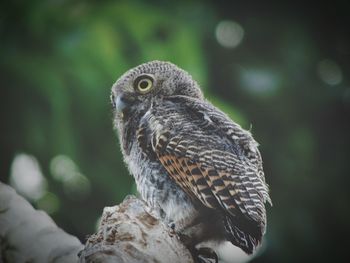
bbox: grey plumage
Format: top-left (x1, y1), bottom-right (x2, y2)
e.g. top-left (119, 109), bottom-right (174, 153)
top-left (111, 61), bottom-right (271, 255)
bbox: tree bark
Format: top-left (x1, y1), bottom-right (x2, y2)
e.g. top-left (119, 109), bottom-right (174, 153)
top-left (0, 182), bottom-right (194, 263)
top-left (78, 195), bottom-right (194, 263)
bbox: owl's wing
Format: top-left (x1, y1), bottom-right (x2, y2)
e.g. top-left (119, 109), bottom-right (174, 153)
top-left (146, 96), bottom-right (270, 253)
top-left (155, 131), bottom-right (267, 224)
top-left (149, 96), bottom-right (270, 228)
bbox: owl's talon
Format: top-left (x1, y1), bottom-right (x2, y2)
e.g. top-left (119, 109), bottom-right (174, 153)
top-left (192, 247), bottom-right (218, 263)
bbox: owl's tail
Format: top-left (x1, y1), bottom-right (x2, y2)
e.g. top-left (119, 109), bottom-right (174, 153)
top-left (224, 215), bottom-right (263, 254)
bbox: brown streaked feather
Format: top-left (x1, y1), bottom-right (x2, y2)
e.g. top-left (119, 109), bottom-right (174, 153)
top-left (159, 154), bottom-right (217, 208)
top-left (202, 167), bottom-right (237, 212)
top-left (158, 154), bottom-right (195, 199)
top-left (176, 157), bottom-right (206, 204)
top-left (188, 162), bottom-right (218, 208)
top-left (155, 133), bottom-right (266, 225)
top-left (158, 149), bottom-right (239, 214)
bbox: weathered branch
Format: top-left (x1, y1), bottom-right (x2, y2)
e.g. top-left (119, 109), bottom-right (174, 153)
top-left (0, 183), bottom-right (194, 263)
top-left (0, 182), bottom-right (251, 263)
top-left (79, 195), bottom-right (194, 263)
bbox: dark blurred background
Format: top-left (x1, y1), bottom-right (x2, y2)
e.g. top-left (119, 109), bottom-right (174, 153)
top-left (1, 0), bottom-right (350, 262)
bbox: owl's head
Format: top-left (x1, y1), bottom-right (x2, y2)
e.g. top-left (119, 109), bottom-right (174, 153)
top-left (111, 61), bottom-right (203, 122)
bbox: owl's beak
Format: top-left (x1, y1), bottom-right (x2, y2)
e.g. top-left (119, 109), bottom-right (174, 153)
top-left (115, 93), bottom-right (136, 113)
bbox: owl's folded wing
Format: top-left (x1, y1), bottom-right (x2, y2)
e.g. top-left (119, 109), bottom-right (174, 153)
top-left (152, 123), bottom-right (267, 225)
top-left (155, 134), bottom-right (266, 225)
top-left (147, 95), bottom-right (271, 253)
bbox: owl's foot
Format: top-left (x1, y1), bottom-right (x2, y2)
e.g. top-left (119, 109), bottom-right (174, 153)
top-left (191, 247), bottom-right (218, 263)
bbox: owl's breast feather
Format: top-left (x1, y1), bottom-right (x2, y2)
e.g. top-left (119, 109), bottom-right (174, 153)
top-left (126, 142), bottom-right (198, 227)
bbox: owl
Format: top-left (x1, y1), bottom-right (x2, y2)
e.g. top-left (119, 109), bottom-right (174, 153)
top-left (111, 61), bottom-right (271, 261)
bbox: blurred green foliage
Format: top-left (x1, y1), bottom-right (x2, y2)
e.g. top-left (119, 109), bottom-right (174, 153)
top-left (1, 1), bottom-right (349, 262)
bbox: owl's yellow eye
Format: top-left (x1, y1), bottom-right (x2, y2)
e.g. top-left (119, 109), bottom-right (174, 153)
top-left (134, 75), bottom-right (154, 93)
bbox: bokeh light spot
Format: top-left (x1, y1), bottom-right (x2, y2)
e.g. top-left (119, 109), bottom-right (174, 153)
top-left (50, 155), bottom-right (78, 182)
top-left (10, 153), bottom-right (47, 201)
top-left (63, 172), bottom-right (91, 200)
top-left (317, 59), bottom-right (343, 86)
top-left (50, 154), bottom-right (91, 200)
top-left (239, 68), bottom-right (280, 95)
top-left (215, 20), bottom-right (244, 48)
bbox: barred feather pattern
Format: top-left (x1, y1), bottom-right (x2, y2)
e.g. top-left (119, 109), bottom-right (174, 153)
top-left (143, 97), bottom-right (270, 253)
top-left (112, 60), bottom-right (271, 255)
